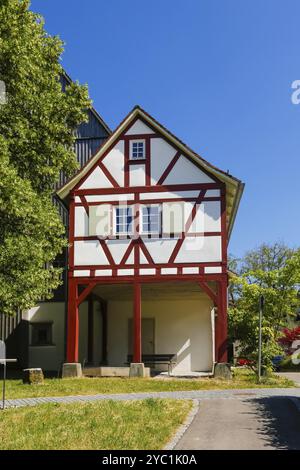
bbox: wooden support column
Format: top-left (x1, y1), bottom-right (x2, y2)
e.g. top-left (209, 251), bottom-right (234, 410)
top-left (87, 296), bottom-right (94, 365)
top-left (101, 299), bottom-right (108, 365)
top-left (133, 282), bottom-right (142, 363)
top-left (215, 279), bottom-right (228, 363)
top-left (66, 279), bottom-right (79, 363)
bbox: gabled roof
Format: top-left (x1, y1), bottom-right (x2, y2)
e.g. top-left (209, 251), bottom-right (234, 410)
top-left (57, 106), bottom-right (244, 238)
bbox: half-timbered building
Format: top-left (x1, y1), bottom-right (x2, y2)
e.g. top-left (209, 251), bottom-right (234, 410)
top-left (55, 106), bottom-right (243, 375)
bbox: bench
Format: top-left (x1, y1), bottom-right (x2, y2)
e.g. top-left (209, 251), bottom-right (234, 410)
top-left (127, 354), bottom-right (177, 376)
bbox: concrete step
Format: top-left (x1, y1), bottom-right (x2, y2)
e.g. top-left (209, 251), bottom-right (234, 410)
top-left (83, 366), bottom-right (150, 378)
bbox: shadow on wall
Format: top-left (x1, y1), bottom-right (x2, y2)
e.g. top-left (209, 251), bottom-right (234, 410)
top-left (175, 339), bottom-right (191, 372)
top-left (164, 323), bottom-right (213, 372)
top-left (244, 397), bottom-right (300, 450)
top-left (3, 320), bottom-right (29, 369)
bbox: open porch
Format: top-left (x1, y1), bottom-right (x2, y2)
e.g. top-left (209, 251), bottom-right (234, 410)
top-left (67, 277), bottom-right (228, 376)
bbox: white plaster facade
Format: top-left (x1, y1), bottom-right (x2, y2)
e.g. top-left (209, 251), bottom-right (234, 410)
top-left (27, 295), bottom-right (214, 374)
top-left (106, 298), bottom-right (214, 373)
top-left (24, 303), bottom-right (65, 371)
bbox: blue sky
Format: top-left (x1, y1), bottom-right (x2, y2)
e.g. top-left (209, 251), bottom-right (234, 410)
top-left (31, 0), bottom-right (300, 258)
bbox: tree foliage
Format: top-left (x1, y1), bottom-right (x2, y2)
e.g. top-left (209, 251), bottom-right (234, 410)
top-left (228, 244), bottom-right (300, 373)
top-left (0, 0), bottom-right (90, 193)
top-left (0, 0), bottom-right (91, 314)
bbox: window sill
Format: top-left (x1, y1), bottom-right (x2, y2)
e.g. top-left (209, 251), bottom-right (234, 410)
top-left (29, 344), bottom-right (56, 349)
top-left (128, 159), bottom-right (147, 164)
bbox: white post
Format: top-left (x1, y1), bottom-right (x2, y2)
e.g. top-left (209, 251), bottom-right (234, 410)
top-left (258, 295), bottom-right (264, 382)
top-left (0, 341), bottom-right (6, 410)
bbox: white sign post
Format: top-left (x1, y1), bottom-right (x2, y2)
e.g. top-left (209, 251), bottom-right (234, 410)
top-left (0, 340), bottom-right (17, 410)
top-left (258, 295), bottom-right (264, 382)
top-left (0, 341), bottom-right (6, 410)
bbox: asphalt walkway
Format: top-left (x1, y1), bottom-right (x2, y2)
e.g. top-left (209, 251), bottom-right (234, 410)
top-left (175, 396), bottom-right (300, 450)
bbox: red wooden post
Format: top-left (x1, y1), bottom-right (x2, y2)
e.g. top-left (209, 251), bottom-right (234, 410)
top-left (67, 279), bottom-right (79, 363)
top-left (215, 279), bottom-right (228, 363)
top-left (133, 282), bottom-right (142, 363)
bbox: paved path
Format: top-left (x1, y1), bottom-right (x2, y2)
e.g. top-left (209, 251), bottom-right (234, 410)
top-left (2, 387), bottom-right (300, 409)
top-left (175, 396), bottom-right (300, 450)
top-left (3, 388), bottom-right (300, 450)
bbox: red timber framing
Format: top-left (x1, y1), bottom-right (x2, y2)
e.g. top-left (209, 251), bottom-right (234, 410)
top-left (66, 275), bottom-right (228, 364)
top-left (70, 182), bottom-right (227, 277)
top-left (65, 112), bottom-right (230, 365)
top-left (133, 282), bottom-right (142, 363)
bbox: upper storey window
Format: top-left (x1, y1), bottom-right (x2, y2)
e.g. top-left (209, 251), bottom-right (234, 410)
top-left (115, 207), bottom-right (133, 235)
top-left (130, 140), bottom-right (145, 160)
top-left (141, 205), bottom-right (161, 235)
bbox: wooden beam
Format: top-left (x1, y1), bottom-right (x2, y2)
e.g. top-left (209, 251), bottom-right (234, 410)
top-left (99, 161), bottom-right (120, 188)
top-left (87, 296), bottom-right (94, 364)
top-left (101, 300), bottom-right (108, 365)
top-left (215, 280), bottom-right (228, 363)
top-left (169, 190), bottom-right (207, 263)
top-left (77, 283), bottom-right (96, 306)
top-left (157, 151), bottom-right (181, 185)
top-left (67, 279), bottom-right (79, 363)
top-left (199, 281), bottom-right (218, 305)
top-left (133, 282), bottom-right (142, 363)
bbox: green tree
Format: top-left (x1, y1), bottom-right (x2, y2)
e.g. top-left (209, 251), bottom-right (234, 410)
top-left (241, 242), bottom-right (295, 276)
top-left (0, 0), bottom-right (91, 315)
top-left (0, 137), bottom-right (66, 315)
top-left (228, 244), bottom-right (300, 374)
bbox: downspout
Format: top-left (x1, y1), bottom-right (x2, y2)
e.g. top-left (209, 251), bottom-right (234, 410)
top-left (53, 194), bottom-right (69, 365)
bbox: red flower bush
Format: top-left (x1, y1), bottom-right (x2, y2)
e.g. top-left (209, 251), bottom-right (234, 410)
top-left (278, 327), bottom-right (300, 351)
top-left (237, 358), bottom-right (253, 366)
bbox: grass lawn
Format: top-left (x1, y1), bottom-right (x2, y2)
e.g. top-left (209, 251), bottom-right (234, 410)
top-left (0, 399), bottom-right (191, 450)
top-left (5, 368), bottom-right (294, 400)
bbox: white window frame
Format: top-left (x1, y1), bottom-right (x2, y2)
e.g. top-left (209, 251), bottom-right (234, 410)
top-left (140, 204), bottom-right (161, 235)
top-left (130, 139), bottom-right (146, 160)
top-left (113, 206), bottom-right (134, 236)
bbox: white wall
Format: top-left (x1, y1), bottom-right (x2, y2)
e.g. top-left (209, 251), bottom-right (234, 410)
top-left (102, 141), bottom-right (125, 186)
top-left (25, 302), bottom-right (65, 372)
top-left (25, 300), bottom-right (104, 371)
top-left (129, 163), bottom-right (146, 186)
top-left (25, 296), bottom-right (214, 373)
top-left (79, 166), bottom-right (113, 189)
top-left (175, 236), bottom-right (222, 263)
top-left (125, 119), bottom-right (154, 135)
top-left (74, 240), bottom-right (110, 266)
top-left (107, 298), bottom-right (214, 373)
top-left (150, 138), bottom-right (177, 185)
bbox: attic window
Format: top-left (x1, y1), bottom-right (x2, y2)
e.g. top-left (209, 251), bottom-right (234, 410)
top-left (130, 140), bottom-right (145, 160)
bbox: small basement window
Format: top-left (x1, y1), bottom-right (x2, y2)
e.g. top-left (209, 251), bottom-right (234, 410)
top-left (130, 140), bottom-right (145, 160)
top-left (31, 323), bottom-right (53, 347)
